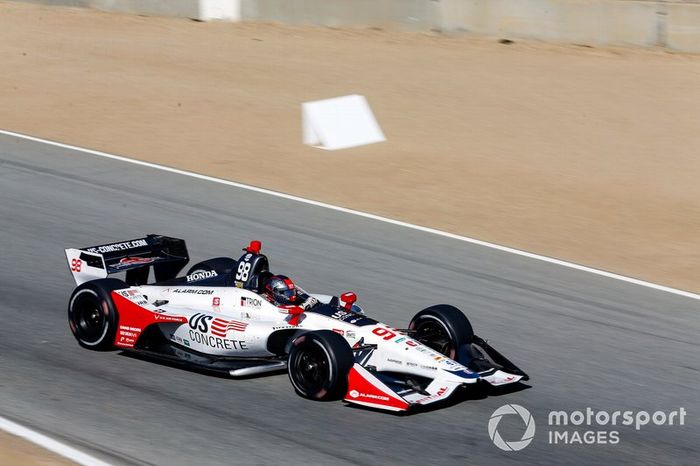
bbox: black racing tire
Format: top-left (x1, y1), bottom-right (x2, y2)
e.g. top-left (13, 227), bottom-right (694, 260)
top-left (408, 305), bottom-right (474, 359)
top-left (68, 278), bottom-right (127, 351)
top-left (287, 330), bottom-right (354, 401)
top-left (186, 257), bottom-right (237, 276)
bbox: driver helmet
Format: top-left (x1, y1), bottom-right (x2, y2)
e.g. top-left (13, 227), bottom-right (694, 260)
top-left (265, 275), bottom-right (298, 305)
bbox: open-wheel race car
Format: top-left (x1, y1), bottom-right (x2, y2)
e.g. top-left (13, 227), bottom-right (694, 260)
top-left (65, 235), bottom-right (528, 412)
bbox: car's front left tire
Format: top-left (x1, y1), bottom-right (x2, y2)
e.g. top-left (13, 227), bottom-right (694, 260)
top-left (68, 278), bottom-right (126, 351)
top-left (287, 330), bottom-right (354, 401)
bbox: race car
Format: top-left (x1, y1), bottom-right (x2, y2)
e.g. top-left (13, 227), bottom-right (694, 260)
top-left (65, 235), bottom-right (528, 412)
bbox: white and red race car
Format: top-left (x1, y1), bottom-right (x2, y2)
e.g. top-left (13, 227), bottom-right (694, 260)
top-left (65, 235), bottom-right (528, 412)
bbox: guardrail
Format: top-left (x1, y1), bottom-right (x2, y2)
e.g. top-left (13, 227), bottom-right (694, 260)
top-left (18, 0), bottom-right (700, 52)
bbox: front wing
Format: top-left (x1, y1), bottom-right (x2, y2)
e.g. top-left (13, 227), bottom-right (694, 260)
top-left (343, 339), bottom-right (529, 412)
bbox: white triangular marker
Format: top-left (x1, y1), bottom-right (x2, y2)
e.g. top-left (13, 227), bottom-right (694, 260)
top-left (302, 95), bottom-right (386, 150)
top-left (198, 0), bottom-right (240, 21)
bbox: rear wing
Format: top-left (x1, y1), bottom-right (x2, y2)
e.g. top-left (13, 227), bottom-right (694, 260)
top-left (65, 234), bottom-right (189, 285)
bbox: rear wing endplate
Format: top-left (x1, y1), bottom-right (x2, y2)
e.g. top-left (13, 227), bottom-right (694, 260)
top-left (65, 234), bottom-right (189, 285)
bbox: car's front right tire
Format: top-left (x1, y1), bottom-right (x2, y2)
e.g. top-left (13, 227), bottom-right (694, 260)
top-left (68, 278), bottom-right (126, 351)
top-left (408, 304), bottom-right (474, 359)
top-left (287, 330), bottom-right (354, 401)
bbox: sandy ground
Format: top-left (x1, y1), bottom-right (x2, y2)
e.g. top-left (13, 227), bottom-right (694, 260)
top-left (0, 431), bottom-right (74, 465)
top-left (0, 1), bottom-right (699, 299)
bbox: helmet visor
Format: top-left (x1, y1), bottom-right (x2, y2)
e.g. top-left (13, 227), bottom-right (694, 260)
top-left (275, 287), bottom-right (296, 302)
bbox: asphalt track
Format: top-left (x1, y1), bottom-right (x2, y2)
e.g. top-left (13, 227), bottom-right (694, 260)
top-left (0, 133), bottom-right (698, 466)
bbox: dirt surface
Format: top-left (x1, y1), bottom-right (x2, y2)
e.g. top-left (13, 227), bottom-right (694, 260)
top-left (0, 431), bottom-right (74, 465)
top-left (1, 1), bottom-right (699, 293)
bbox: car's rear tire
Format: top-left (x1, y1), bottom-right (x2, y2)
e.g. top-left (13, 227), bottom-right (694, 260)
top-left (287, 330), bottom-right (354, 401)
top-left (186, 257), bottom-right (237, 276)
top-left (408, 305), bottom-right (474, 359)
top-left (68, 278), bottom-right (126, 351)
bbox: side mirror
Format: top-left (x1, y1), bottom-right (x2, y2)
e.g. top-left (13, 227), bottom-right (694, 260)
top-left (339, 292), bottom-right (357, 310)
top-left (279, 305), bottom-right (305, 326)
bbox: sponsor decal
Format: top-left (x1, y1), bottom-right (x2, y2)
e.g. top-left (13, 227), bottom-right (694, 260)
top-left (416, 387), bottom-right (450, 404)
top-left (120, 256), bottom-right (154, 264)
top-left (212, 297), bottom-right (221, 307)
top-left (189, 313), bottom-right (213, 332)
top-left (415, 346), bottom-right (440, 356)
top-left (188, 313), bottom-right (248, 336)
top-left (406, 362), bottom-right (418, 367)
top-left (420, 365), bottom-right (438, 371)
top-left (371, 327), bottom-right (423, 348)
top-left (331, 309), bottom-right (373, 325)
top-left (117, 325), bottom-right (142, 345)
top-left (346, 330), bottom-right (356, 339)
top-left (188, 329), bottom-right (248, 350)
top-left (186, 270), bottom-right (218, 282)
top-left (119, 325), bottom-right (141, 331)
top-left (86, 239), bottom-right (148, 254)
top-left (240, 296), bottom-right (262, 308)
top-left (154, 314), bottom-right (186, 322)
top-left (358, 392), bottom-right (390, 401)
top-left (172, 288), bottom-right (214, 295)
top-left (387, 358), bottom-right (402, 365)
top-left (332, 328), bottom-right (345, 336)
top-left (331, 310), bottom-right (350, 320)
top-left (211, 317), bottom-right (248, 336)
top-left (347, 389), bottom-right (390, 402)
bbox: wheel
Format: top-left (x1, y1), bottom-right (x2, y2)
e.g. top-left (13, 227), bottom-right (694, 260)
top-left (408, 304), bottom-right (474, 359)
top-left (287, 330), bottom-right (354, 401)
top-left (186, 257), bottom-right (237, 276)
top-left (68, 278), bottom-right (127, 351)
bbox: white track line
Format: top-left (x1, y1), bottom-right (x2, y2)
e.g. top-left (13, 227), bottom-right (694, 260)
top-left (2, 128), bottom-right (698, 301)
top-left (0, 416), bottom-right (113, 466)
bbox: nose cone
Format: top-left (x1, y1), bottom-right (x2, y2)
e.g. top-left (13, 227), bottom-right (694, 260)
top-left (440, 367), bottom-right (480, 383)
